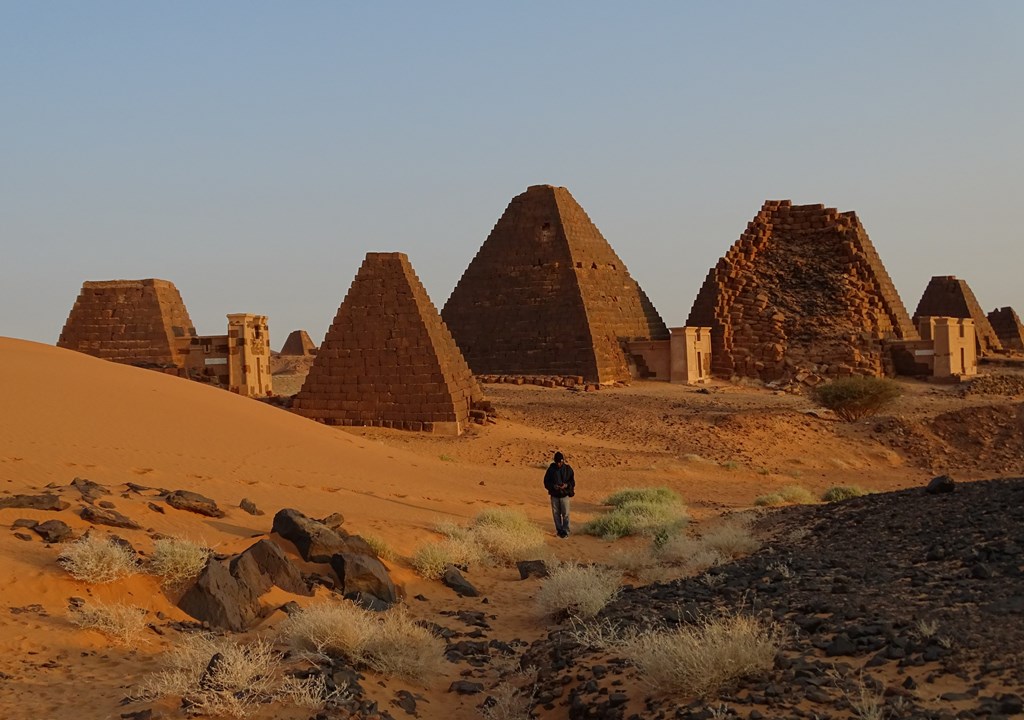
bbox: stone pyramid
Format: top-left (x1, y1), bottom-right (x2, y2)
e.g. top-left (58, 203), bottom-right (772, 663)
top-left (987, 307), bottom-right (1024, 352)
top-left (292, 252), bottom-right (483, 433)
top-left (686, 200), bottom-right (917, 381)
top-left (279, 329), bottom-right (317, 356)
top-left (913, 276), bottom-right (1003, 354)
top-left (441, 184), bottom-right (668, 383)
top-left (57, 279), bottom-right (196, 368)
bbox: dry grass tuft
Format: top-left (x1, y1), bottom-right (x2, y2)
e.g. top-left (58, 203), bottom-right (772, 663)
top-left (755, 484), bottom-right (815, 507)
top-left (472, 508), bottom-right (545, 564)
top-left (536, 561), bottom-right (620, 619)
top-left (700, 522), bottom-right (762, 558)
top-left (622, 613), bottom-right (781, 696)
top-left (822, 485), bottom-right (868, 502)
top-left (68, 600), bottom-right (148, 646)
top-left (479, 669), bottom-right (538, 720)
top-left (656, 535), bottom-right (726, 573)
top-left (583, 487), bottom-right (689, 542)
top-left (361, 534), bottom-right (397, 562)
top-left (149, 536), bottom-right (211, 587)
top-left (411, 537), bottom-right (482, 580)
top-left (58, 534), bottom-right (138, 583)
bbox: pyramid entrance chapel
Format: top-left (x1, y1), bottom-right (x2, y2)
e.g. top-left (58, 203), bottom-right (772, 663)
top-left (913, 276), bottom-right (1003, 355)
top-left (291, 252), bottom-right (483, 434)
top-left (686, 201), bottom-right (918, 381)
top-left (441, 185), bottom-right (669, 384)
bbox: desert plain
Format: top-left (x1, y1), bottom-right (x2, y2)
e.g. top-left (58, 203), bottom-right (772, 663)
top-left (1, 336), bottom-right (1022, 720)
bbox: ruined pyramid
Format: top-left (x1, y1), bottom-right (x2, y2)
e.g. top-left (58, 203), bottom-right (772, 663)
top-left (686, 200), bottom-right (917, 381)
top-left (57, 279), bottom-right (196, 368)
top-left (291, 252), bottom-right (483, 433)
top-left (279, 329), bottom-right (317, 356)
top-left (987, 307), bottom-right (1024, 352)
top-left (913, 276), bottom-right (1003, 354)
top-left (441, 184), bottom-right (668, 384)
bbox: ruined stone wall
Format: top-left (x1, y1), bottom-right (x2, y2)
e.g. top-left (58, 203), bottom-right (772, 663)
top-left (686, 201), bottom-right (917, 381)
top-left (292, 252), bottom-right (482, 433)
top-left (58, 279), bottom-right (196, 367)
top-left (442, 185), bottom-right (668, 384)
top-left (912, 276), bottom-right (1002, 354)
top-left (987, 307), bottom-right (1024, 352)
top-left (280, 330), bottom-right (317, 356)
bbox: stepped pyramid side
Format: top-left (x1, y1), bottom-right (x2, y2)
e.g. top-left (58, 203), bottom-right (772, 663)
top-left (442, 185), bottom-right (668, 383)
top-left (987, 307), bottom-right (1024, 352)
top-left (686, 200), bottom-right (917, 381)
top-left (913, 276), bottom-right (1003, 354)
top-left (57, 279), bottom-right (195, 367)
top-left (279, 329), bottom-right (317, 356)
top-left (292, 253), bottom-right (482, 432)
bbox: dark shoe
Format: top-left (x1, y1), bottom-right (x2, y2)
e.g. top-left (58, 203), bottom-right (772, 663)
top-left (557, 530), bottom-right (567, 538)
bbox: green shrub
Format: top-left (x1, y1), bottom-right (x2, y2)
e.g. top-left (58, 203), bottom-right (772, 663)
top-left (472, 509), bottom-right (545, 564)
top-left (584, 488), bottom-right (688, 541)
top-left (812, 376), bottom-right (902, 421)
top-left (822, 485), bottom-right (868, 502)
top-left (603, 487), bottom-right (680, 507)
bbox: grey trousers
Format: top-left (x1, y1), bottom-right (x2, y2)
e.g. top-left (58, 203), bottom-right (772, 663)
top-left (550, 496), bottom-right (571, 535)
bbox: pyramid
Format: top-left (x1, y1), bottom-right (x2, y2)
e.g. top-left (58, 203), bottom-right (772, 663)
top-left (913, 276), bottom-right (1002, 354)
top-left (279, 329), bottom-right (317, 356)
top-left (57, 279), bottom-right (196, 368)
top-left (686, 200), bottom-right (917, 381)
top-left (441, 185), bottom-right (668, 383)
top-left (291, 252), bottom-right (483, 433)
top-left (987, 307), bottom-right (1024, 352)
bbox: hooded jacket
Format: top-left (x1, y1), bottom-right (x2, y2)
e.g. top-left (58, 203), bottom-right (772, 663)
top-left (543, 462), bottom-right (575, 499)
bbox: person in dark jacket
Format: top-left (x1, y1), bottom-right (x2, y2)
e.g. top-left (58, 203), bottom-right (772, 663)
top-left (543, 451), bottom-right (575, 538)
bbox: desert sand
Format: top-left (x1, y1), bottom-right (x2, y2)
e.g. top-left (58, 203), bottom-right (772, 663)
top-left (1, 337), bottom-right (1022, 719)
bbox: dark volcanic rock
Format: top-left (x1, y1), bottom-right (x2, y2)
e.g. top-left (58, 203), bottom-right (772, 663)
top-left (165, 490), bottom-right (225, 518)
top-left (330, 553), bottom-right (398, 605)
top-left (517, 559), bottom-right (549, 580)
top-left (230, 539), bottom-right (311, 597)
top-left (0, 494), bottom-right (69, 511)
top-left (70, 477), bottom-right (110, 504)
top-left (272, 508), bottom-right (369, 562)
top-left (32, 519), bottom-right (73, 543)
top-left (926, 474), bottom-right (956, 494)
top-left (239, 498), bottom-right (264, 516)
top-left (442, 566), bottom-right (480, 597)
top-left (80, 505), bottom-right (140, 529)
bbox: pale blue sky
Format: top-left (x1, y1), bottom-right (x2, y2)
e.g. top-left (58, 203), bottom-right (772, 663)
top-left (2, 2), bottom-right (1021, 346)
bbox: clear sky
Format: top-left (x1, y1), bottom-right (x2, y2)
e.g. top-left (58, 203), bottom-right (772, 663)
top-left (2, 2), bottom-right (1022, 346)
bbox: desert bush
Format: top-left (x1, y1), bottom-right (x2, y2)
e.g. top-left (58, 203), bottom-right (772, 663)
top-left (361, 534), bottom-right (397, 562)
top-left (282, 601), bottom-right (444, 682)
top-left (479, 669), bottom-right (538, 720)
top-left (68, 600), bottom-right (148, 646)
top-left (822, 485), bottom-right (868, 502)
top-left (583, 488), bottom-right (689, 541)
top-left (137, 634), bottom-right (279, 718)
top-left (656, 535), bottom-right (726, 573)
top-left (472, 508), bottom-right (546, 564)
top-left (701, 522), bottom-right (762, 558)
top-left (58, 535), bottom-right (138, 583)
top-left (149, 537), bottom-right (211, 587)
top-left (754, 485), bottom-right (814, 507)
top-left (812, 376), bottom-right (902, 421)
top-left (753, 493), bottom-right (784, 507)
top-left (536, 562), bottom-right (620, 619)
top-left (411, 537), bottom-right (482, 579)
top-left (276, 674), bottom-right (345, 710)
top-left (622, 613), bottom-right (781, 696)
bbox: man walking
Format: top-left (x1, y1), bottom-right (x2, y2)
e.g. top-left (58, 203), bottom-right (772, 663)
top-left (543, 451), bottom-right (575, 538)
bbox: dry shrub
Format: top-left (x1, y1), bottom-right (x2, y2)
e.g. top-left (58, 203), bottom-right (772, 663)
top-left (472, 509), bottom-right (545, 564)
top-left (480, 669), bottom-right (538, 720)
top-left (536, 562), bottom-right (620, 619)
top-left (812, 376), bottom-right (902, 421)
top-left (622, 613), bottom-right (781, 696)
top-left (361, 534), bottom-right (397, 562)
top-left (137, 634), bottom-right (279, 718)
top-left (282, 601), bottom-right (444, 682)
top-left (68, 600), bottom-right (148, 646)
top-left (701, 522), bottom-right (762, 558)
top-left (149, 537), bottom-right (210, 587)
top-left (822, 485), bottom-right (868, 502)
top-left (411, 537), bottom-right (482, 579)
top-left (276, 674), bottom-right (345, 710)
top-left (754, 484), bottom-right (814, 507)
top-left (58, 534), bottom-right (138, 583)
top-left (583, 487), bottom-right (689, 541)
top-left (656, 535), bottom-right (726, 573)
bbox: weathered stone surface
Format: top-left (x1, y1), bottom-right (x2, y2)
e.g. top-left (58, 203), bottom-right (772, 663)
top-left (330, 553), bottom-right (398, 604)
top-left (448, 680), bottom-right (484, 695)
top-left (279, 329), bottom-right (317, 356)
top-left (165, 490), bottom-right (224, 518)
top-left (11, 518), bottom-right (38, 529)
top-left (273, 508), bottom-right (349, 562)
top-left (0, 494), bottom-right (69, 511)
top-left (70, 477), bottom-right (109, 504)
top-left (516, 559), bottom-right (549, 580)
top-left (239, 498), bottom-right (264, 516)
top-left (926, 474), bottom-right (956, 494)
top-left (987, 306), bottom-right (1024, 352)
top-left (33, 520), bottom-right (73, 543)
top-left (442, 185), bottom-right (668, 384)
top-left (292, 252), bottom-right (483, 432)
top-left (81, 505), bottom-right (140, 529)
top-left (229, 539), bottom-right (310, 597)
top-left (442, 566), bottom-right (479, 597)
top-left (687, 200), bottom-right (917, 381)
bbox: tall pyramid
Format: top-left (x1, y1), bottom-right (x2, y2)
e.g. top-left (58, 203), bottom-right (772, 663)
top-left (913, 276), bottom-right (1002, 354)
top-left (292, 252), bottom-right (483, 434)
top-left (279, 329), bottom-right (317, 356)
top-left (441, 184), bottom-right (668, 383)
top-left (987, 307), bottom-right (1024, 352)
top-left (57, 279), bottom-right (196, 368)
top-left (686, 200), bottom-right (917, 381)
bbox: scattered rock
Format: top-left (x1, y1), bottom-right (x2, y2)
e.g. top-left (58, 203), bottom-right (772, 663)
top-left (98, 500), bottom-right (116, 509)
top-left (230, 539), bottom-right (311, 597)
top-left (11, 518), bottom-right (38, 529)
top-left (448, 680), bottom-right (483, 695)
top-left (273, 508), bottom-right (359, 562)
top-left (442, 566), bottom-right (479, 597)
top-left (330, 553), bottom-right (398, 605)
top-left (320, 512), bottom-right (345, 529)
top-left (13, 532), bottom-right (32, 542)
top-left (392, 689), bottom-right (417, 715)
top-left (516, 559), bottom-right (549, 580)
top-left (926, 475), bottom-right (956, 494)
top-left (32, 519), bottom-right (73, 543)
top-left (70, 477), bottom-right (110, 504)
top-left (0, 494), bottom-right (69, 511)
top-left (239, 498), bottom-right (264, 516)
top-left (80, 506), bottom-right (141, 529)
top-left (147, 502), bottom-right (165, 514)
top-left (165, 490), bottom-right (225, 518)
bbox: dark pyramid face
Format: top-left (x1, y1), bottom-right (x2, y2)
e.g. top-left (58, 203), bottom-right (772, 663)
top-left (987, 307), bottom-right (1024, 352)
top-left (442, 185), bottom-right (667, 383)
top-left (57, 279), bottom-right (196, 368)
top-left (913, 276), bottom-right (1003, 354)
top-left (687, 201), bottom-right (917, 381)
top-left (279, 330), bottom-right (317, 356)
top-left (292, 252), bottom-right (481, 434)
